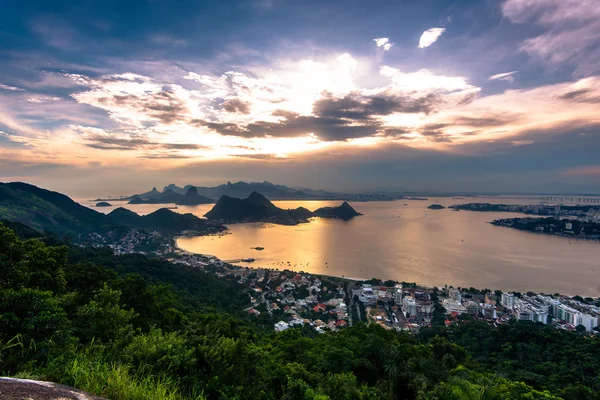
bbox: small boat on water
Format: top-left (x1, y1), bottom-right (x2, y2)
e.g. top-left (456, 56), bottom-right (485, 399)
top-left (242, 258), bottom-right (256, 262)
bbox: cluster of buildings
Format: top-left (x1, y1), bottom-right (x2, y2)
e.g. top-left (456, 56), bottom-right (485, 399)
top-left (151, 244), bottom-right (600, 336)
top-left (454, 203), bottom-right (600, 220)
top-left (78, 228), bottom-right (170, 255)
top-left (585, 208), bottom-right (600, 223)
top-left (501, 292), bottom-right (600, 332)
top-left (441, 288), bottom-right (502, 326)
top-left (348, 283), bottom-right (437, 331)
top-left (351, 284), bottom-right (395, 304)
top-left (241, 270), bottom-right (351, 333)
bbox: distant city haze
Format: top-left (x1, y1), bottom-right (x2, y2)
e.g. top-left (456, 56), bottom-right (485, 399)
top-left (79, 196), bottom-right (600, 297)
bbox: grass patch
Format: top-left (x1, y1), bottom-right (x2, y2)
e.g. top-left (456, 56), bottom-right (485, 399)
top-left (58, 347), bottom-right (205, 400)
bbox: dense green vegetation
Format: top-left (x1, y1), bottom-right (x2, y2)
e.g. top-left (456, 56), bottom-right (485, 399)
top-left (1, 222), bottom-right (599, 399)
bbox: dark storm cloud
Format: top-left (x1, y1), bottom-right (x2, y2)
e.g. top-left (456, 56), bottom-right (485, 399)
top-left (221, 98), bottom-right (251, 114)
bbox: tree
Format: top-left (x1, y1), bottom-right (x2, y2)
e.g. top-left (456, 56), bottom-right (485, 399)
top-left (122, 328), bottom-right (195, 375)
top-left (74, 284), bottom-right (135, 344)
top-left (0, 288), bottom-right (73, 368)
top-left (0, 226), bottom-right (68, 293)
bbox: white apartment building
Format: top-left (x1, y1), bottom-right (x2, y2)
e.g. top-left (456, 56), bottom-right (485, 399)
top-left (501, 292), bottom-right (516, 310)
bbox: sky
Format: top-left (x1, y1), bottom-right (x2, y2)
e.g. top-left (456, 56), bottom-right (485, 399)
top-left (1, 0), bottom-right (599, 196)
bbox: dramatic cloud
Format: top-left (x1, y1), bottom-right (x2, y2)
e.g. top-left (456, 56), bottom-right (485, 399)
top-left (418, 28), bottom-right (445, 49)
top-left (503, 0), bottom-right (600, 75)
top-left (489, 71), bottom-right (518, 82)
top-left (4, 53), bottom-right (599, 168)
top-left (373, 37), bottom-right (394, 51)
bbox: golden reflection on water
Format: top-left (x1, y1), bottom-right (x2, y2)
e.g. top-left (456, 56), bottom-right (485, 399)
top-left (175, 199), bottom-right (600, 296)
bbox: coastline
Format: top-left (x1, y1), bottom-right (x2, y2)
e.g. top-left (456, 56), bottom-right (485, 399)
top-left (171, 236), bottom-right (588, 297)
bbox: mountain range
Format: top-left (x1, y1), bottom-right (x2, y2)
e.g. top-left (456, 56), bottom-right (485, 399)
top-left (0, 182), bottom-right (360, 238)
top-left (95, 181), bottom-right (401, 203)
top-left (0, 182), bottom-right (224, 237)
top-left (205, 191), bottom-right (362, 224)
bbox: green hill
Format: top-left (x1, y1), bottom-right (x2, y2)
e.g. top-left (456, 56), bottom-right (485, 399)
top-left (0, 182), bottom-right (111, 236)
top-left (107, 207), bottom-right (142, 226)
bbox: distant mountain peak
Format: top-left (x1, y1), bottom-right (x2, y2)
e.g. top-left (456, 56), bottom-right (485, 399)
top-left (248, 191), bottom-right (266, 200)
top-left (176, 186), bottom-right (214, 205)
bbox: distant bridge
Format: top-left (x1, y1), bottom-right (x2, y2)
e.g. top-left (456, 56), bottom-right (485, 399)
top-left (476, 196), bottom-right (600, 204)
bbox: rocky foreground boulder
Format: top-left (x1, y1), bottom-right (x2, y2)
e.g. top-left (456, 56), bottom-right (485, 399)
top-left (0, 377), bottom-right (105, 400)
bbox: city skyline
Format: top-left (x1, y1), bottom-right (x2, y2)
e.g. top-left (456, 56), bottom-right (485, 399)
top-left (1, 0), bottom-right (600, 196)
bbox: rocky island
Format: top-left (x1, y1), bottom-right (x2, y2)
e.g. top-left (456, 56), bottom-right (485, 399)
top-left (205, 192), bottom-right (362, 225)
top-left (427, 204), bottom-right (445, 210)
top-left (312, 201), bottom-right (362, 220)
top-left (95, 201), bottom-right (112, 207)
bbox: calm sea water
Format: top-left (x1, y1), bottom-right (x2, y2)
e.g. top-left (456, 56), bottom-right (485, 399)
top-left (78, 196), bottom-right (600, 297)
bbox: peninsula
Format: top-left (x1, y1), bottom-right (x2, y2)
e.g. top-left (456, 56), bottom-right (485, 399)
top-left (491, 217), bottom-right (600, 241)
top-left (450, 202), bottom-right (600, 219)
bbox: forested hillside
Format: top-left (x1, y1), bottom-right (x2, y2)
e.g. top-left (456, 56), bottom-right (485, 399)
top-left (0, 222), bottom-right (598, 400)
